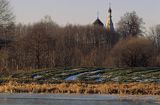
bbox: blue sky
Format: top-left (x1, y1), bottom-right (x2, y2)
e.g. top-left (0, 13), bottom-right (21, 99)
top-left (11, 0), bottom-right (160, 28)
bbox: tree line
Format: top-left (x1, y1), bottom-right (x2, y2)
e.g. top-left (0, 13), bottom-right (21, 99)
top-left (0, 0), bottom-right (160, 71)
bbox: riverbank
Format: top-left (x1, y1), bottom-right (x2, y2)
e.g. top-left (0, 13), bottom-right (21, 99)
top-left (0, 82), bottom-right (160, 95)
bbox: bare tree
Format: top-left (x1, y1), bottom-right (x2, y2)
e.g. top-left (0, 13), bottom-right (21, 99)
top-left (0, 0), bottom-right (14, 70)
top-left (150, 24), bottom-right (160, 50)
top-left (117, 11), bottom-right (144, 38)
top-left (111, 37), bottom-right (154, 67)
top-left (0, 0), bottom-right (15, 39)
top-left (0, 0), bottom-right (14, 24)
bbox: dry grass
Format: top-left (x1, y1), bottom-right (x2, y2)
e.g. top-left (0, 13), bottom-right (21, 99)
top-left (0, 82), bottom-right (160, 95)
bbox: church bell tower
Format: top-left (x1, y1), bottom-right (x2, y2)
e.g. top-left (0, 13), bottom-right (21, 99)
top-left (106, 4), bottom-right (115, 32)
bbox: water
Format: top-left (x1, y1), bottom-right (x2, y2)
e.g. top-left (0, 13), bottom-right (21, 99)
top-left (0, 94), bottom-right (159, 105)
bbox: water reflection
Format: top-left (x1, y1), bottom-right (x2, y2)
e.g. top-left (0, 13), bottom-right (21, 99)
top-left (0, 94), bottom-right (159, 105)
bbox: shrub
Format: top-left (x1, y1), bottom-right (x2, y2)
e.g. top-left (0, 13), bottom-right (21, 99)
top-left (111, 37), bottom-right (154, 67)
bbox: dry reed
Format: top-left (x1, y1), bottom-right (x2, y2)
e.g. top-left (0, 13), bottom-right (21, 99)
top-left (0, 82), bottom-right (160, 95)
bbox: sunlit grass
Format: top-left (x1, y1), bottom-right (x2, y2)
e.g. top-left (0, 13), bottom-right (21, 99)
top-left (0, 82), bottom-right (160, 95)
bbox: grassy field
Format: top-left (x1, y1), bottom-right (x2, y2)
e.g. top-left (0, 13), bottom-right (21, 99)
top-left (0, 67), bottom-right (160, 95)
top-left (0, 67), bottom-right (160, 84)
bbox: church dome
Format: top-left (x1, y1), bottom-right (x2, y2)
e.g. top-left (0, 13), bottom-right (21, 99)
top-left (108, 8), bottom-right (112, 13)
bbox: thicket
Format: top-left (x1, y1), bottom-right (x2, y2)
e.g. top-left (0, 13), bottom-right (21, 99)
top-left (0, 0), bottom-right (160, 70)
top-left (1, 20), bottom-right (120, 70)
top-left (0, 20), bottom-right (160, 70)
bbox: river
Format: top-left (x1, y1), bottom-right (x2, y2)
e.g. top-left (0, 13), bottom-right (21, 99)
top-left (0, 94), bottom-right (159, 105)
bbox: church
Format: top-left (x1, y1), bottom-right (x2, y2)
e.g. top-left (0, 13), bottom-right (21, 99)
top-left (93, 6), bottom-right (115, 32)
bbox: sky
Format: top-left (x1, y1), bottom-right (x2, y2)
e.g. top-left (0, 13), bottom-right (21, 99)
top-left (10, 0), bottom-right (160, 29)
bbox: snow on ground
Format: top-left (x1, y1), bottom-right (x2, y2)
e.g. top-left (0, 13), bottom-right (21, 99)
top-left (65, 68), bottom-right (110, 81)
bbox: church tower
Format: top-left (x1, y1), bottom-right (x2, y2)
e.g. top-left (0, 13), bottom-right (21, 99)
top-left (106, 5), bottom-right (115, 32)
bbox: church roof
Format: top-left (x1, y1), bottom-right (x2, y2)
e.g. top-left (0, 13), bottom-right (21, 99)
top-left (93, 18), bottom-right (104, 27)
